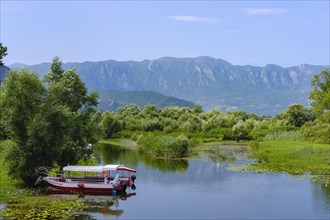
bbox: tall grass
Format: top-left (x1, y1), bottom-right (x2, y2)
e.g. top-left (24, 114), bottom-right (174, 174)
top-left (264, 130), bottom-right (306, 141)
top-left (252, 140), bottom-right (330, 175)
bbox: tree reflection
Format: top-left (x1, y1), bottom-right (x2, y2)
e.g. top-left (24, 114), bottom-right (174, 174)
top-left (46, 191), bottom-right (136, 218)
top-left (95, 143), bottom-right (140, 167)
top-left (142, 157), bottom-right (188, 173)
top-left (95, 143), bottom-right (188, 172)
top-left (81, 194), bottom-right (126, 217)
top-left (204, 145), bottom-right (247, 165)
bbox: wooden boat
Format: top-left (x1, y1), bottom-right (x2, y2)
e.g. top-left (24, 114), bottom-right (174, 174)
top-left (35, 164), bottom-right (136, 193)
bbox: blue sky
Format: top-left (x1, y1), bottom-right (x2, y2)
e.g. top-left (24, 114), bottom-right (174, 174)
top-left (1, 1), bottom-right (329, 67)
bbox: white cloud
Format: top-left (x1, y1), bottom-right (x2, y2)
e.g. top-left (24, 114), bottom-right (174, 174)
top-left (166, 16), bottom-right (216, 23)
top-left (244, 8), bottom-right (288, 15)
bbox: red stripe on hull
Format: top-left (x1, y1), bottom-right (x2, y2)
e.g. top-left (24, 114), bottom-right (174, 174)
top-left (45, 181), bottom-right (125, 193)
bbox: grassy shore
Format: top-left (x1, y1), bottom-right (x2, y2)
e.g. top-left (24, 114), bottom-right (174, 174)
top-left (0, 140), bottom-right (86, 219)
top-left (250, 140), bottom-right (330, 176)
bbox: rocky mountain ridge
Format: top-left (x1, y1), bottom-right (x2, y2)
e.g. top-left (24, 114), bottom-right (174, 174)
top-left (8, 57), bottom-right (329, 115)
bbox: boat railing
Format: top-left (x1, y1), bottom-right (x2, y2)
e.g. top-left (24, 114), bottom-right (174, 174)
top-left (32, 166), bottom-right (52, 178)
top-left (34, 175), bottom-right (44, 186)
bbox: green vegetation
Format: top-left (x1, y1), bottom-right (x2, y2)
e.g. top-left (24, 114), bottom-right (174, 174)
top-left (0, 57), bottom-right (99, 186)
top-left (98, 102), bottom-right (328, 160)
top-left (138, 134), bottom-right (191, 159)
top-left (264, 130), bottom-right (306, 141)
top-left (0, 141), bottom-right (19, 199)
top-left (309, 69), bottom-right (330, 116)
top-left (250, 140), bottom-right (330, 175)
top-left (1, 196), bottom-right (86, 220)
top-left (0, 140), bottom-right (87, 219)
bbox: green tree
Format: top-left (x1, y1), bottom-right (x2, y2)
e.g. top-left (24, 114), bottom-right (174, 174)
top-left (192, 104), bottom-right (203, 114)
top-left (1, 69), bottom-right (46, 183)
top-left (0, 58), bottom-right (99, 186)
top-left (45, 56), bottom-right (64, 83)
top-left (1, 69), bottom-right (45, 145)
top-left (0, 43), bottom-right (8, 66)
top-left (46, 69), bottom-right (93, 112)
top-left (232, 121), bottom-right (249, 140)
top-left (99, 112), bottom-right (122, 138)
top-left (281, 104), bottom-right (313, 127)
top-left (302, 120), bottom-right (330, 144)
top-left (41, 60), bottom-right (99, 167)
top-left (309, 69), bottom-right (330, 116)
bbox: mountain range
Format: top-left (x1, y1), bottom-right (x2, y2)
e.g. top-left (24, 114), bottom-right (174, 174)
top-left (5, 56), bottom-right (329, 115)
top-left (97, 90), bottom-right (195, 111)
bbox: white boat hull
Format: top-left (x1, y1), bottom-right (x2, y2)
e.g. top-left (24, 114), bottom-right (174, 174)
top-left (43, 177), bottom-right (128, 193)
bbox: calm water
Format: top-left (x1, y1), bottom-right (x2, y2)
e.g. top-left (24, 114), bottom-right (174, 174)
top-left (71, 143), bottom-right (330, 219)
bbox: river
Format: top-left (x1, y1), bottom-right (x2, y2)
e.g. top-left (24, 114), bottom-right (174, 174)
top-left (67, 143), bottom-right (330, 219)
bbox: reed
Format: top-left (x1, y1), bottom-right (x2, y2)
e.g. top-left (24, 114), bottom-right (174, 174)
top-left (251, 140), bottom-right (330, 175)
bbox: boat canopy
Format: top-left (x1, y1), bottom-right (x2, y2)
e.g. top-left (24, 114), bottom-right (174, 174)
top-left (63, 164), bottom-right (136, 173)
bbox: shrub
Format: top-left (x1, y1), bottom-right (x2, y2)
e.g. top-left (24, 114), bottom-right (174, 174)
top-left (137, 134), bottom-right (190, 158)
top-left (302, 121), bottom-right (330, 144)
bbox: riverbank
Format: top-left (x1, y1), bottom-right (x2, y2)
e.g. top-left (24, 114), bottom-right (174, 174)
top-left (248, 140), bottom-right (330, 183)
top-left (0, 140), bottom-right (86, 219)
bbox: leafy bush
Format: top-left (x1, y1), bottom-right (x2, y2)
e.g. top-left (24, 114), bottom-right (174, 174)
top-left (137, 134), bottom-right (190, 158)
top-left (302, 120), bottom-right (330, 144)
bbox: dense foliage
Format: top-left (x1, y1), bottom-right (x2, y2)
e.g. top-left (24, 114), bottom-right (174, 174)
top-left (0, 58), bottom-right (99, 186)
top-left (99, 103), bottom-right (313, 142)
top-left (309, 69), bottom-right (330, 116)
top-left (1, 141), bottom-right (86, 219)
top-left (97, 69), bottom-right (330, 152)
top-left (137, 134), bottom-right (190, 158)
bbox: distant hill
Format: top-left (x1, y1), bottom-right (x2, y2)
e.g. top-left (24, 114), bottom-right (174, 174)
top-left (8, 57), bottom-right (329, 115)
top-left (0, 66), bottom-right (10, 84)
top-left (97, 90), bottom-right (195, 111)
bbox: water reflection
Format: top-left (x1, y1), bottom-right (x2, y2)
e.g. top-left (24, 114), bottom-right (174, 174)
top-left (312, 182), bottom-right (330, 213)
top-left (80, 193), bottom-right (136, 217)
top-left (203, 145), bottom-right (248, 165)
top-left (87, 142), bottom-right (330, 219)
top-left (48, 190), bottom-right (136, 218)
top-left (95, 143), bottom-right (188, 172)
